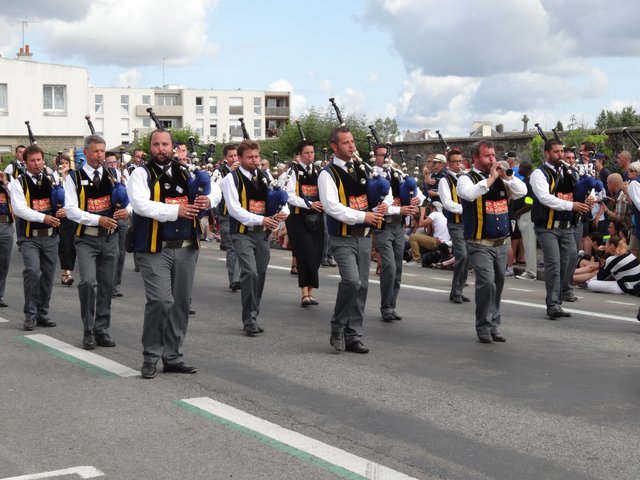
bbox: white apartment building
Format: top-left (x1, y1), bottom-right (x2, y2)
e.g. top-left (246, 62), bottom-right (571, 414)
top-left (0, 51), bottom-right (290, 154)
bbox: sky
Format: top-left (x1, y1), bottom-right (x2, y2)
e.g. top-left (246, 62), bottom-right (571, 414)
top-left (1, 0), bottom-right (639, 138)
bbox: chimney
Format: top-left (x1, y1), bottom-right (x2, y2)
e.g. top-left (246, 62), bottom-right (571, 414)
top-left (496, 124), bottom-right (504, 134)
top-left (17, 44), bottom-right (33, 60)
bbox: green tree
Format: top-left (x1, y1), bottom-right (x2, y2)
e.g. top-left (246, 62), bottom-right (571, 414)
top-left (594, 105), bottom-right (640, 130)
top-left (132, 126), bottom-right (203, 157)
top-left (371, 117), bottom-right (400, 143)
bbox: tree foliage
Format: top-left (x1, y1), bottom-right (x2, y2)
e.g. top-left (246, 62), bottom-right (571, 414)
top-left (371, 117), bottom-right (400, 143)
top-left (594, 105), bottom-right (640, 130)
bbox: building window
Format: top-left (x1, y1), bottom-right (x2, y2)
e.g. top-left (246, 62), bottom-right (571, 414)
top-left (94, 94), bottom-right (103, 114)
top-left (196, 119), bottom-right (204, 137)
top-left (196, 96), bottom-right (203, 115)
top-left (253, 119), bottom-right (261, 139)
top-left (209, 122), bottom-right (217, 137)
top-left (0, 84), bottom-right (7, 113)
top-left (229, 97), bottom-right (243, 115)
top-left (254, 97), bottom-right (262, 115)
top-left (121, 118), bottom-right (130, 136)
top-left (93, 118), bottom-right (104, 136)
top-left (142, 95), bottom-right (151, 105)
top-left (209, 97), bottom-right (217, 115)
top-left (43, 85), bottom-right (66, 112)
top-left (229, 120), bottom-right (243, 139)
top-left (157, 95), bottom-right (179, 106)
top-left (142, 118), bottom-right (151, 128)
top-left (121, 95), bottom-right (129, 115)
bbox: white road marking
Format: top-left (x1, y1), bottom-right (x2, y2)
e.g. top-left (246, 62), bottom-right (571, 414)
top-left (21, 334), bottom-right (139, 377)
top-left (0, 466), bottom-right (104, 479)
top-left (179, 397), bottom-right (418, 479)
top-left (0, 316), bottom-right (8, 323)
top-left (605, 300), bottom-right (638, 306)
top-left (508, 288), bottom-right (535, 292)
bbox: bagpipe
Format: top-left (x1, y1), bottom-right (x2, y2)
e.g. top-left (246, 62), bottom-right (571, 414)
top-left (534, 121), bottom-right (603, 202)
top-left (622, 127), bottom-right (640, 151)
top-left (435, 130), bottom-right (451, 155)
top-left (328, 97), bottom-right (390, 210)
top-left (382, 143), bottom-right (418, 206)
top-left (23, 121), bottom-right (64, 210)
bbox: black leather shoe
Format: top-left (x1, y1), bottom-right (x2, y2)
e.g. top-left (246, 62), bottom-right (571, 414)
top-left (112, 290), bottom-right (123, 298)
top-left (392, 311), bottom-right (402, 320)
top-left (256, 323), bottom-right (264, 333)
top-left (382, 313), bottom-right (395, 323)
top-left (345, 340), bottom-right (369, 354)
top-left (230, 282), bottom-right (241, 292)
top-left (0, 299), bottom-right (7, 307)
top-left (491, 333), bottom-right (506, 342)
top-left (329, 332), bottom-right (344, 352)
top-left (461, 295), bottom-right (471, 302)
top-left (189, 308), bottom-right (196, 315)
top-left (478, 334), bottom-right (493, 344)
top-left (95, 333), bottom-right (116, 347)
top-left (141, 362), bottom-right (156, 379)
top-left (451, 296), bottom-right (463, 304)
top-left (36, 318), bottom-right (57, 328)
top-left (549, 309), bottom-right (571, 320)
top-left (83, 330), bottom-right (96, 350)
top-left (562, 294), bottom-right (578, 302)
top-left (23, 318), bottom-right (35, 331)
top-left (244, 324), bottom-right (260, 337)
top-left (163, 362), bottom-right (197, 374)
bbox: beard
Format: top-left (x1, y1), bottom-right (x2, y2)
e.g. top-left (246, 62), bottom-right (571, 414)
top-left (151, 153), bottom-right (172, 166)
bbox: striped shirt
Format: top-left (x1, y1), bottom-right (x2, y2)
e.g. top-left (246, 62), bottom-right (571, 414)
top-left (597, 253), bottom-right (640, 294)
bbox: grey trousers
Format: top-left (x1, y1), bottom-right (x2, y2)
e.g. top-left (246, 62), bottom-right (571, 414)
top-left (232, 231), bottom-right (270, 327)
top-left (518, 211), bottom-right (538, 275)
top-left (113, 219), bottom-right (129, 293)
top-left (135, 245), bottom-right (198, 365)
top-left (0, 222), bottom-right (14, 300)
top-left (75, 234), bottom-right (118, 334)
top-left (330, 235), bottom-right (371, 343)
top-left (373, 223), bottom-right (404, 315)
top-left (467, 242), bottom-right (507, 336)
top-left (17, 234), bottom-right (58, 321)
top-left (448, 223), bottom-right (469, 298)
top-left (535, 226), bottom-right (578, 312)
top-left (219, 215), bottom-right (240, 286)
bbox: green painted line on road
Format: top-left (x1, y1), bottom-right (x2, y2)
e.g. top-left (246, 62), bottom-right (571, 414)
top-left (175, 399), bottom-right (369, 480)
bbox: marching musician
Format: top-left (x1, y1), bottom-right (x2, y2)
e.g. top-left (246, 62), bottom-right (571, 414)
top-left (221, 140), bottom-right (289, 337)
top-left (11, 145), bottom-right (61, 331)
top-left (127, 129), bottom-right (214, 379)
top-left (285, 140), bottom-right (325, 307)
top-left (4, 145), bottom-right (27, 183)
top-left (214, 145), bottom-right (242, 291)
top-left (530, 139), bottom-right (590, 320)
top-left (438, 147), bottom-right (470, 303)
top-left (127, 148), bottom-right (145, 174)
top-left (0, 169), bottom-right (12, 308)
top-left (104, 151), bottom-right (128, 298)
top-left (318, 127), bottom-right (390, 354)
top-left (457, 140), bottom-right (526, 343)
top-left (65, 136), bottom-right (130, 350)
top-left (371, 144), bottom-right (420, 322)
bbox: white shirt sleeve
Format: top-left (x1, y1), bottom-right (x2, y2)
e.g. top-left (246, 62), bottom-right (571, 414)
top-left (208, 177), bottom-right (222, 208)
top-left (10, 177), bottom-right (46, 223)
top-left (285, 168), bottom-right (310, 210)
top-left (317, 169), bottom-right (366, 225)
top-left (126, 166), bottom-right (179, 222)
top-left (219, 172), bottom-right (265, 227)
top-left (627, 181), bottom-right (640, 210)
top-left (438, 175), bottom-right (463, 214)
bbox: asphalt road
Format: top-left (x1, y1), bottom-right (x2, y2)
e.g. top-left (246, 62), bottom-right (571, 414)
top-left (1, 240), bottom-right (639, 480)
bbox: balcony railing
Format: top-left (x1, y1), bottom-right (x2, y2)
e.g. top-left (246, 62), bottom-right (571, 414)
top-left (265, 106), bottom-right (290, 117)
top-left (229, 106), bottom-right (244, 115)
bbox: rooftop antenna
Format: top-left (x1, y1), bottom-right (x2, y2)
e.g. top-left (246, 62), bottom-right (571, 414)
top-left (22, 17), bottom-right (29, 49)
top-left (162, 57), bottom-right (165, 87)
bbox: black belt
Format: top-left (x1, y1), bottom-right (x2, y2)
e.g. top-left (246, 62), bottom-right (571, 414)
top-left (162, 239), bottom-right (194, 249)
top-left (83, 226), bottom-right (114, 237)
top-left (384, 215), bottom-right (403, 224)
top-left (467, 237), bottom-right (508, 247)
top-left (244, 226), bottom-right (265, 233)
top-left (32, 228), bottom-right (53, 237)
top-left (350, 226), bottom-right (370, 237)
top-left (0, 215), bottom-right (10, 223)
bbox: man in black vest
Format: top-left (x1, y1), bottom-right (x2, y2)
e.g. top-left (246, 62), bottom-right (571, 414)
top-left (221, 140), bottom-right (288, 336)
top-left (530, 139), bottom-right (590, 320)
top-left (438, 147), bottom-right (470, 304)
top-left (318, 127), bottom-right (389, 353)
top-left (371, 144), bottom-right (420, 321)
top-left (3, 145), bottom-right (26, 180)
top-left (11, 145), bottom-right (61, 331)
top-left (128, 130), bottom-right (213, 379)
top-left (65, 135), bottom-right (129, 350)
top-left (0, 169), bottom-right (14, 308)
top-left (457, 140), bottom-right (526, 343)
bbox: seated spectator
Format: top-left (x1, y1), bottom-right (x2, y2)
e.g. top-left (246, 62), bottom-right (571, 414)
top-left (586, 235), bottom-right (640, 294)
top-left (405, 201), bottom-right (451, 267)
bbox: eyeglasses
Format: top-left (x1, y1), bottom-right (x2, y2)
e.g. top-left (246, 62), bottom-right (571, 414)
top-left (448, 160), bottom-right (463, 164)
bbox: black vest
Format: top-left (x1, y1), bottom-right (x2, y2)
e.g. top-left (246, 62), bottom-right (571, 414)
top-left (443, 174), bottom-right (462, 224)
top-left (531, 165), bottom-right (575, 229)
top-left (132, 161), bottom-right (200, 253)
top-left (0, 183), bottom-right (13, 222)
top-left (72, 167), bottom-right (117, 236)
top-left (291, 163), bottom-right (320, 215)
top-left (216, 165), bottom-right (233, 216)
top-left (461, 171), bottom-right (511, 240)
top-left (324, 162), bottom-right (370, 237)
top-left (16, 173), bottom-right (53, 237)
top-left (228, 169), bottom-right (269, 233)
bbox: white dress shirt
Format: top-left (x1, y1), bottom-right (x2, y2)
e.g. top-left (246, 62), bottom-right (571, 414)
top-left (457, 168), bottom-right (527, 202)
top-left (286, 162), bottom-right (313, 211)
top-left (317, 157), bottom-right (393, 225)
top-left (438, 171), bottom-right (463, 215)
top-left (529, 162), bottom-right (574, 211)
top-left (10, 171), bottom-right (49, 223)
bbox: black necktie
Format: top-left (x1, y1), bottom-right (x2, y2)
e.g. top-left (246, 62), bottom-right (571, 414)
top-left (345, 161), bottom-right (357, 182)
top-left (250, 171), bottom-right (259, 189)
top-left (93, 169), bottom-right (100, 185)
top-left (35, 173), bottom-right (42, 187)
top-left (163, 164), bottom-right (171, 177)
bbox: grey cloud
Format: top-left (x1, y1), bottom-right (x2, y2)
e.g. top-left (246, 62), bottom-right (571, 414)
top-left (0, 0), bottom-right (90, 22)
